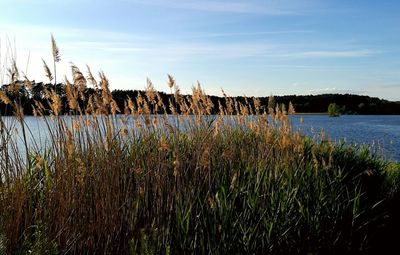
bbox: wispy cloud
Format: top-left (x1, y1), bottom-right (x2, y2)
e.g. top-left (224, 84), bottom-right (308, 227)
top-left (1, 22), bottom-right (383, 76)
top-left (80, 41), bottom-right (375, 63)
top-left (5, 0), bottom-right (324, 15)
top-left (188, 30), bottom-right (315, 39)
top-left (122, 0), bottom-right (324, 15)
top-left (278, 49), bottom-right (379, 58)
top-left (263, 64), bottom-right (355, 70)
top-left (68, 41), bottom-right (152, 53)
top-left (68, 39), bottom-right (280, 60)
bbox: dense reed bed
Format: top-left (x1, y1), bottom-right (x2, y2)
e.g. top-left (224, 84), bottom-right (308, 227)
top-left (0, 41), bottom-right (399, 254)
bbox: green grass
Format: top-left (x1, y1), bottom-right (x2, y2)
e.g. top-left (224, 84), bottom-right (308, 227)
top-left (0, 39), bottom-right (399, 254)
top-left (0, 109), bottom-right (399, 254)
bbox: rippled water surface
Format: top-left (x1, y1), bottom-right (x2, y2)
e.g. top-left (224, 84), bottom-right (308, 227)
top-left (2, 114), bottom-right (400, 162)
top-left (290, 115), bottom-right (400, 162)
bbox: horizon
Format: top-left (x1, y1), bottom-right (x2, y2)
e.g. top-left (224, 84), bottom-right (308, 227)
top-left (1, 79), bottom-right (399, 103)
top-left (1, 0), bottom-right (400, 101)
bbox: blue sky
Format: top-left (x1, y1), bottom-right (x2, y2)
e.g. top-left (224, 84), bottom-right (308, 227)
top-left (1, 0), bottom-right (400, 100)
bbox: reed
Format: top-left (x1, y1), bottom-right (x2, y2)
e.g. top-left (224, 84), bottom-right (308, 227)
top-left (0, 38), bottom-right (399, 254)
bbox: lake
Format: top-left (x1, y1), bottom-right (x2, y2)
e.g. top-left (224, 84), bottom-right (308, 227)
top-left (2, 114), bottom-right (399, 163)
top-left (290, 114), bottom-right (400, 162)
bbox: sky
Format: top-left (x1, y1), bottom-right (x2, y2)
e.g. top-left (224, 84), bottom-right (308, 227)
top-left (1, 0), bottom-right (400, 100)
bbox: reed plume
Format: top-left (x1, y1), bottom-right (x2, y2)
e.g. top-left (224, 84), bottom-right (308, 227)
top-left (51, 33), bottom-right (61, 85)
top-left (0, 36), bottom-right (398, 255)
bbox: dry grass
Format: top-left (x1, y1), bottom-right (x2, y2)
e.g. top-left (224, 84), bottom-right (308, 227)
top-left (0, 38), bottom-right (399, 254)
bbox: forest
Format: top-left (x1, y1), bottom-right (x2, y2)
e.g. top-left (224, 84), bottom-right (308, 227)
top-left (1, 81), bottom-right (400, 115)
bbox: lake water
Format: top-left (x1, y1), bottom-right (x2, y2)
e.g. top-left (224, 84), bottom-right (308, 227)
top-left (290, 115), bottom-right (400, 162)
top-left (2, 115), bottom-right (399, 163)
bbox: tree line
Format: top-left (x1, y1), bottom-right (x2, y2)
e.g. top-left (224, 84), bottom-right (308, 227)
top-left (1, 81), bottom-right (399, 116)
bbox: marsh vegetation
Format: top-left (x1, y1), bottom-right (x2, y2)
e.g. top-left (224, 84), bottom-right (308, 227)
top-left (0, 39), bottom-right (399, 254)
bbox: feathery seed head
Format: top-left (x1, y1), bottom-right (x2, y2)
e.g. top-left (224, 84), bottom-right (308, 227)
top-left (42, 59), bottom-right (53, 82)
top-left (65, 77), bottom-right (79, 111)
top-left (145, 78), bottom-right (156, 103)
top-left (86, 65), bottom-right (98, 89)
top-left (167, 74), bottom-right (175, 89)
top-left (51, 33), bottom-right (61, 62)
top-left (71, 63), bottom-right (87, 96)
top-left (99, 71), bottom-right (112, 106)
top-left (110, 99), bottom-right (120, 115)
top-left (288, 101), bottom-right (296, 115)
top-left (49, 89), bottom-right (62, 116)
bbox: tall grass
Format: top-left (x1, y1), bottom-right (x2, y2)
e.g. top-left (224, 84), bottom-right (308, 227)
top-left (0, 39), bottom-right (399, 254)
